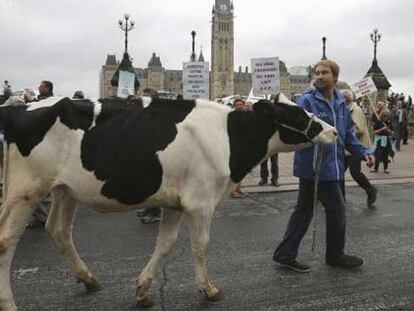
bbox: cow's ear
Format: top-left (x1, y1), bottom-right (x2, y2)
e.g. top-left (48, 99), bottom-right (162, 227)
top-left (254, 100), bottom-right (275, 118)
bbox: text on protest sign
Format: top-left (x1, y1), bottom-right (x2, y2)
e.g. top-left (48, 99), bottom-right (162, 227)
top-left (183, 62), bottom-right (210, 100)
top-left (117, 70), bottom-right (136, 98)
top-left (251, 57), bottom-right (280, 96)
top-left (351, 77), bottom-right (377, 99)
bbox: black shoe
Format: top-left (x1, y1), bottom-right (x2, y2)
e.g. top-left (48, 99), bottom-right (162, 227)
top-left (367, 187), bottom-right (377, 207)
top-left (274, 258), bottom-right (311, 273)
top-left (258, 179), bottom-right (267, 186)
top-left (326, 254), bottom-right (363, 268)
top-left (271, 179), bottom-right (280, 187)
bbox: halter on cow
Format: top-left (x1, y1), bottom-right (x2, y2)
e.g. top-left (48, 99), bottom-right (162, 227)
top-left (0, 93), bottom-right (337, 310)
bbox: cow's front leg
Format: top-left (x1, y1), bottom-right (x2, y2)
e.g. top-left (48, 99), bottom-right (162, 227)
top-left (136, 208), bottom-right (182, 307)
top-left (187, 207), bottom-right (223, 301)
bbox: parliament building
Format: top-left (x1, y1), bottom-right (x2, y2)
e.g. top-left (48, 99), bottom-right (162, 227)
top-left (99, 0), bottom-right (310, 99)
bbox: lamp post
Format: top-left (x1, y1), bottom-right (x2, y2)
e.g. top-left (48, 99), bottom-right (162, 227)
top-left (190, 30), bottom-right (196, 62)
top-left (321, 37), bottom-right (327, 60)
top-left (307, 65), bottom-right (314, 83)
top-left (370, 28), bottom-right (381, 65)
top-left (118, 14), bottom-right (135, 54)
top-left (111, 14), bottom-right (139, 96)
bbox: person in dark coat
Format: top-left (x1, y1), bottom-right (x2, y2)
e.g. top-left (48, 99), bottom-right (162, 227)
top-left (37, 80), bottom-right (54, 100)
top-left (371, 109), bottom-right (394, 174)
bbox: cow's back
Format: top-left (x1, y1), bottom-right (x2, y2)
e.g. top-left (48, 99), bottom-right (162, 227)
top-left (2, 97), bottom-right (233, 209)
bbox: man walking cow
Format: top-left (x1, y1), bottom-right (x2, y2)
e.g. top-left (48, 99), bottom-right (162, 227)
top-left (273, 59), bottom-right (375, 272)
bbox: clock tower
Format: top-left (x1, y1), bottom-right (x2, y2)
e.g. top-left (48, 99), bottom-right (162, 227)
top-left (210, 0), bottom-right (234, 99)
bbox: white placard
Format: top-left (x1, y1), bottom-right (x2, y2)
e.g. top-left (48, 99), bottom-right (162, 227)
top-left (351, 77), bottom-right (377, 99)
top-left (251, 57), bottom-right (280, 96)
top-left (117, 70), bottom-right (136, 98)
top-left (183, 62), bottom-right (210, 100)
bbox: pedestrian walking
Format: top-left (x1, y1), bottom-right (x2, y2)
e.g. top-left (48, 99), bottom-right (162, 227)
top-left (136, 87), bottom-right (162, 223)
top-left (27, 80), bottom-right (54, 228)
top-left (390, 100), bottom-right (408, 151)
top-left (273, 59), bottom-right (375, 272)
top-left (371, 109), bottom-right (394, 174)
top-left (230, 98), bottom-right (247, 198)
top-left (37, 80), bottom-right (54, 100)
top-left (258, 154), bottom-right (279, 187)
top-left (0, 81), bottom-right (12, 105)
top-left (370, 101), bottom-right (386, 126)
top-left (341, 90), bottom-right (377, 207)
top-left (73, 90), bottom-right (85, 99)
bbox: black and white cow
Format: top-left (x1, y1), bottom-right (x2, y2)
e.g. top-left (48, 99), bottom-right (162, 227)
top-left (0, 94), bottom-right (337, 310)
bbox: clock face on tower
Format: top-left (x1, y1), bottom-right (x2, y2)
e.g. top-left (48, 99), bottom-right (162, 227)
top-left (220, 4), bottom-right (227, 11)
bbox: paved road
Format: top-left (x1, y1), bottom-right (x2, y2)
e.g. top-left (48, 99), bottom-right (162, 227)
top-left (11, 183), bottom-right (414, 310)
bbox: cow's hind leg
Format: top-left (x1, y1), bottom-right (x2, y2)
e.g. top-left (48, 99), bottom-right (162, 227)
top-left (0, 196), bottom-right (42, 311)
top-left (46, 186), bottom-right (101, 293)
top-left (187, 206), bottom-right (223, 301)
top-left (136, 208), bottom-right (182, 307)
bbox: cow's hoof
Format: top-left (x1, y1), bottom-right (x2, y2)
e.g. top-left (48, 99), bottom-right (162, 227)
top-left (136, 296), bottom-right (154, 308)
top-left (77, 277), bottom-right (102, 293)
top-left (206, 290), bottom-right (224, 302)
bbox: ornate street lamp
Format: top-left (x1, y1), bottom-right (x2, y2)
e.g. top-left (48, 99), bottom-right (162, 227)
top-left (118, 14), bottom-right (135, 54)
top-left (190, 30), bottom-right (197, 62)
top-left (111, 14), bottom-right (139, 94)
top-left (370, 28), bottom-right (381, 65)
top-left (307, 65), bottom-right (314, 83)
top-left (321, 37), bottom-right (327, 60)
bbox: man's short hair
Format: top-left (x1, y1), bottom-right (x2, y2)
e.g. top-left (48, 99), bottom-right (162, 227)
top-left (315, 59), bottom-right (340, 81)
top-left (41, 80), bottom-right (53, 92)
top-left (233, 98), bottom-right (244, 106)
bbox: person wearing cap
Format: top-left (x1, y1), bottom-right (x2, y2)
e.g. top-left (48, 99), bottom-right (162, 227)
top-left (73, 90), bottom-right (85, 99)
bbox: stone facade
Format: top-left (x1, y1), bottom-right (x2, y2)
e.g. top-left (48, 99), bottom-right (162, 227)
top-left (99, 0), bottom-right (310, 99)
top-left (210, 0), bottom-right (234, 99)
top-left (99, 55), bottom-right (118, 98)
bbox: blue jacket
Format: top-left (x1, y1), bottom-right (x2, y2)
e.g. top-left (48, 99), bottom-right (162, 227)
top-left (293, 87), bottom-right (370, 181)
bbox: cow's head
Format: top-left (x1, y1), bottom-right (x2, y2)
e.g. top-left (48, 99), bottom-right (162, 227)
top-left (253, 93), bottom-right (337, 151)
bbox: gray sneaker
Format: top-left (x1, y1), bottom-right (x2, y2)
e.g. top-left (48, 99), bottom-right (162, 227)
top-left (258, 179), bottom-right (267, 186)
top-left (274, 258), bottom-right (312, 273)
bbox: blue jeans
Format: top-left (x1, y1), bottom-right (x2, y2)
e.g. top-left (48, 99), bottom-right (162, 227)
top-left (274, 179), bottom-right (346, 261)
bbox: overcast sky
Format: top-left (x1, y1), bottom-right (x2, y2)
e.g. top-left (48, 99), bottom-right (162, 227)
top-left (1, 0), bottom-right (413, 98)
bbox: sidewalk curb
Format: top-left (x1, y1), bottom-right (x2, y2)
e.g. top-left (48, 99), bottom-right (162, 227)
top-left (242, 177), bottom-right (414, 194)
